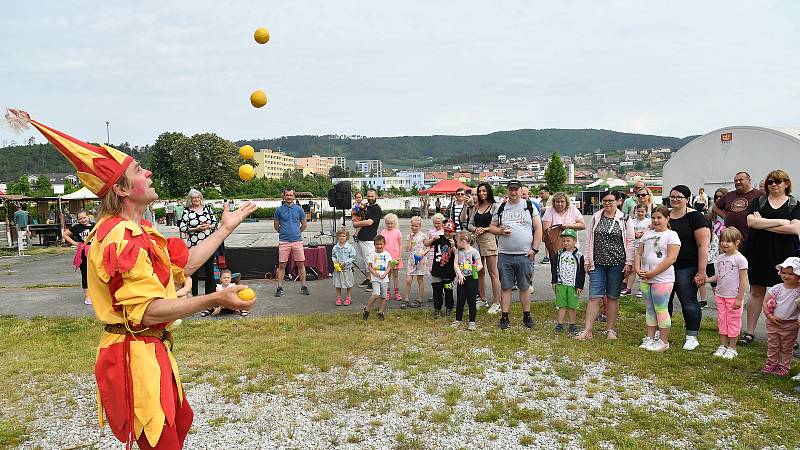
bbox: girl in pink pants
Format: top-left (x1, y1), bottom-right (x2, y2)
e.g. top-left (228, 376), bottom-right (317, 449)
top-left (706, 228), bottom-right (748, 359)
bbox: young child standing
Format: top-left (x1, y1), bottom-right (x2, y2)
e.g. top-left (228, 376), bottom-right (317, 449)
top-left (332, 228), bottom-right (357, 306)
top-left (429, 220), bottom-right (456, 319)
top-left (363, 235), bottom-right (392, 321)
top-left (423, 213), bottom-right (446, 274)
top-left (405, 216), bottom-right (430, 309)
top-left (380, 213), bottom-right (404, 302)
top-left (551, 228), bottom-right (585, 335)
top-left (634, 206), bottom-right (681, 352)
top-left (761, 257), bottom-right (800, 376)
top-left (453, 231), bottom-right (482, 330)
top-left (706, 227), bottom-right (748, 359)
top-left (624, 204), bottom-right (652, 297)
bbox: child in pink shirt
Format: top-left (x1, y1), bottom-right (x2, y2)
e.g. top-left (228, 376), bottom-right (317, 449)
top-left (761, 256), bottom-right (800, 376)
top-left (380, 213), bottom-right (403, 301)
top-left (706, 227), bottom-right (748, 359)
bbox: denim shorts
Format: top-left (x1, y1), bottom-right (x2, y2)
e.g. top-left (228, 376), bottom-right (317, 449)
top-left (589, 264), bottom-right (624, 299)
top-left (498, 253), bottom-right (533, 291)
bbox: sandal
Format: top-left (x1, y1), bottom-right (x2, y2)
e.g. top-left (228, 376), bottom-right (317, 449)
top-left (606, 329), bottom-right (618, 340)
top-left (199, 308), bottom-right (213, 317)
top-left (738, 333), bottom-right (755, 345)
top-left (240, 310), bottom-right (249, 317)
top-left (575, 330), bottom-right (593, 341)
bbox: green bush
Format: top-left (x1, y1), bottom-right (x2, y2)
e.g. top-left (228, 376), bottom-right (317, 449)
top-left (153, 207), bottom-right (165, 219)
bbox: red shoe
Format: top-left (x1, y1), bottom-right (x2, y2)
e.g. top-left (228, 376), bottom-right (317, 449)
top-left (774, 365), bottom-right (790, 377)
top-left (335, 297), bottom-right (342, 306)
top-left (395, 292), bottom-right (403, 301)
top-left (344, 297), bottom-right (351, 306)
top-left (761, 362), bottom-right (778, 374)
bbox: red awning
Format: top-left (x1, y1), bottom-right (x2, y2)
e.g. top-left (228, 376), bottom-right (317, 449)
top-left (419, 179), bottom-right (470, 195)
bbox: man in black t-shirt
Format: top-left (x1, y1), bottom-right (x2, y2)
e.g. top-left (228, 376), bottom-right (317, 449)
top-left (353, 189), bottom-right (383, 287)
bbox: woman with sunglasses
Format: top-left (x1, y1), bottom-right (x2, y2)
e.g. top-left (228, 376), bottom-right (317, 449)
top-left (742, 170), bottom-right (800, 344)
top-left (576, 190), bottom-right (635, 341)
top-left (635, 188), bottom-right (654, 218)
top-left (667, 185), bottom-right (710, 351)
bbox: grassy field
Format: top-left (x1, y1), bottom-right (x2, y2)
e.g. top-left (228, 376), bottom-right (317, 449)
top-left (1, 299), bottom-right (798, 449)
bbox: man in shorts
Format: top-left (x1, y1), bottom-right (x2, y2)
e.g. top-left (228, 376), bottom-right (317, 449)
top-left (353, 188), bottom-right (383, 288)
top-left (490, 180), bottom-right (543, 330)
top-left (274, 188), bottom-right (310, 296)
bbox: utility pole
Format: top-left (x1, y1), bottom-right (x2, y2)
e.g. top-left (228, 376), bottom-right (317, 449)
top-left (105, 121), bottom-right (110, 145)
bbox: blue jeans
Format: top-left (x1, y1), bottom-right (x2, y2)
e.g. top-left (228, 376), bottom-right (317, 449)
top-left (668, 266), bottom-right (702, 336)
top-left (589, 265), bottom-right (624, 299)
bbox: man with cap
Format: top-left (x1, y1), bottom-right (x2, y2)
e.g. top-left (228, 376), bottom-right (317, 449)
top-left (489, 180), bottom-right (543, 330)
top-left (6, 109), bottom-right (257, 450)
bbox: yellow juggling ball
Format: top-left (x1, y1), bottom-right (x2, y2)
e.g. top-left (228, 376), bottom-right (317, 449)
top-left (238, 288), bottom-right (256, 301)
top-left (239, 145), bottom-right (255, 160)
top-left (239, 164), bottom-right (255, 181)
top-left (254, 28), bottom-right (270, 44)
top-left (250, 90), bottom-right (267, 108)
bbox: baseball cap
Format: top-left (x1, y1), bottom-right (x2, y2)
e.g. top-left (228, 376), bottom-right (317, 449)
top-left (775, 257), bottom-right (800, 275)
top-left (560, 228), bottom-right (578, 239)
top-left (507, 180), bottom-right (522, 189)
top-left (443, 220), bottom-right (456, 232)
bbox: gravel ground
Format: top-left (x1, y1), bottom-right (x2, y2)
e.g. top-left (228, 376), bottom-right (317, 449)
top-left (18, 349), bottom-right (748, 450)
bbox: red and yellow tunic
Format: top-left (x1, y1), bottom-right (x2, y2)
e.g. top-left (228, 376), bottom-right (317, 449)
top-left (86, 216), bottom-right (193, 450)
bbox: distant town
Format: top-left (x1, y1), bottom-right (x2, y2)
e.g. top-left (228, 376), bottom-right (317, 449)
top-left (0, 142), bottom-right (671, 196)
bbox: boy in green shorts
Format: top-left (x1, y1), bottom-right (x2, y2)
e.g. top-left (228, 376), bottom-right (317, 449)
top-left (551, 228), bottom-right (585, 335)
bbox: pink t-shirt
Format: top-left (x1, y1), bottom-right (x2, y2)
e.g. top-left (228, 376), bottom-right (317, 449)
top-left (542, 205), bottom-right (584, 246)
top-left (767, 283), bottom-right (800, 321)
top-left (380, 228), bottom-right (402, 260)
top-left (640, 229), bottom-right (681, 283)
top-left (714, 252), bottom-right (748, 298)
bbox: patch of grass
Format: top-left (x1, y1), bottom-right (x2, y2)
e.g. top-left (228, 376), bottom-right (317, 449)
top-left (519, 434), bottom-right (534, 446)
top-left (430, 406), bottom-right (452, 424)
top-left (19, 283), bottom-right (81, 289)
top-left (0, 418), bottom-right (27, 448)
top-left (207, 416), bottom-right (228, 427)
top-left (442, 385), bottom-right (462, 407)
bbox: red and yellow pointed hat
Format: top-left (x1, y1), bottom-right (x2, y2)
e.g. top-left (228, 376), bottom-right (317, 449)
top-left (5, 109), bottom-right (133, 197)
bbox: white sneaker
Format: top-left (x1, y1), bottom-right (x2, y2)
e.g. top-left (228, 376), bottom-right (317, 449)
top-left (792, 372), bottom-right (800, 381)
top-left (649, 339), bottom-right (670, 352)
top-left (451, 320), bottom-right (462, 328)
top-left (467, 322), bottom-right (477, 331)
top-left (654, 330), bottom-right (660, 340)
top-left (640, 336), bottom-right (654, 349)
top-left (84, 297), bottom-right (92, 305)
top-left (487, 303), bottom-right (501, 315)
top-left (683, 336), bottom-right (699, 351)
top-left (713, 345), bottom-right (727, 357)
top-left (476, 298), bottom-right (486, 308)
top-left (722, 348), bottom-right (738, 359)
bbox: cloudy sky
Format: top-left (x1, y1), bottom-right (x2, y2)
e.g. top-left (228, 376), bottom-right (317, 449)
top-left (1, 0), bottom-right (798, 146)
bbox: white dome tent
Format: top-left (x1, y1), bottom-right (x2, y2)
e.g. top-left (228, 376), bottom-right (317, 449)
top-left (663, 126), bottom-right (800, 195)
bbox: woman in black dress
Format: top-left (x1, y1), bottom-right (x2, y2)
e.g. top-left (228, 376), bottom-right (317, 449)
top-left (741, 170), bottom-right (800, 344)
top-left (467, 182), bottom-right (501, 307)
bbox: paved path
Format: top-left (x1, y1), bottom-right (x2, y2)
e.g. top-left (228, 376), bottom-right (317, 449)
top-left (0, 251), bottom-right (772, 344)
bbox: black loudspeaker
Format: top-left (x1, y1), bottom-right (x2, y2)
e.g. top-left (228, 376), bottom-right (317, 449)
top-left (333, 181), bottom-right (352, 209)
top-left (327, 188), bottom-right (338, 209)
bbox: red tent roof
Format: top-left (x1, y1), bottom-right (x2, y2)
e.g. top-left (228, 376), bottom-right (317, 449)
top-left (419, 179), bottom-right (470, 195)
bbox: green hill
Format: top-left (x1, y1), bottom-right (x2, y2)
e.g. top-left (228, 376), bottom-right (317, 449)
top-left (0, 129), bottom-right (697, 181)
top-left (238, 129), bottom-right (698, 167)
